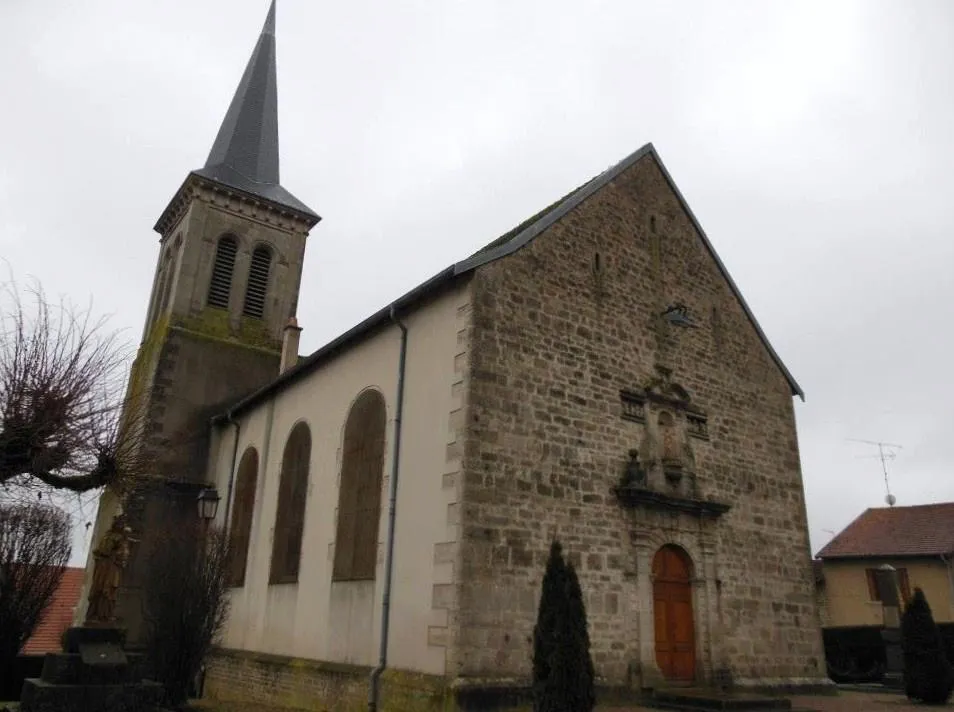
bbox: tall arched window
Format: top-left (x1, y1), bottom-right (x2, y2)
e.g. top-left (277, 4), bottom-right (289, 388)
top-left (227, 447), bottom-right (259, 587)
top-left (269, 422), bottom-right (311, 584)
top-left (333, 390), bottom-right (386, 582)
top-left (242, 245), bottom-right (273, 319)
top-left (159, 246), bottom-right (177, 314)
top-left (207, 235), bottom-right (238, 309)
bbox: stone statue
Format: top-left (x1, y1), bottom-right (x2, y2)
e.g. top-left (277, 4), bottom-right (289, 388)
top-left (85, 514), bottom-right (135, 625)
top-left (658, 411), bottom-right (682, 467)
top-left (622, 449), bottom-right (646, 487)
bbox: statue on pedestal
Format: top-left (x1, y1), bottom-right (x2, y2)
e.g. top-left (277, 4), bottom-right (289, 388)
top-left (85, 514), bottom-right (135, 626)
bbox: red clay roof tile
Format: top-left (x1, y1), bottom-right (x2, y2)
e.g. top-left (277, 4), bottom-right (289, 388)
top-left (816, 503), bottom-right (954, 560)
top-left (21, 567), bottom-right (85, 656)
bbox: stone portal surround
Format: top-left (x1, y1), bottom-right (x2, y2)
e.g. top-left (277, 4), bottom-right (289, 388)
top-left (627, 510), bottom-right (720, 690)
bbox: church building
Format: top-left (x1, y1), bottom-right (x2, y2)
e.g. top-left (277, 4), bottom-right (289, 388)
top-left (78, 2), bottom-right (829, 708)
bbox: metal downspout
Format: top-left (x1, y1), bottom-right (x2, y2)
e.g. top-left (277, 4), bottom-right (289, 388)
top-left (369, 306), bottom-right (409, 712)
top-left (221, 411), bottom-right (241, 534)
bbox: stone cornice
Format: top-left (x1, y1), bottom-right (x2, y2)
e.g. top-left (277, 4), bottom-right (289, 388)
top-left (613, 484), bottom-right (731, 519)
top-left (153, 172), bottom-right (318, 237)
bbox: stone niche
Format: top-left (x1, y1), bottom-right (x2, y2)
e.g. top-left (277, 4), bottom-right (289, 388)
top-left (614, 366), bottom-right (729, 520)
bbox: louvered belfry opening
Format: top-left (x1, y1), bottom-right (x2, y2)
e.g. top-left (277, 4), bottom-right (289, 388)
top-left (270, 422), bottom-right (311, 584)
top-left (243, 245), bottom-right (272, 318)
top-left (207, 235), bottom-right (238, 309)
top-left (333, 390), bottom-right (387, 582)
top-left (227, 447), bottom-right (259, 587)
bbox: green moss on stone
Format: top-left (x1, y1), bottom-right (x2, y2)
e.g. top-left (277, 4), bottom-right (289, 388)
top-left (176, 308), bottom-right (279, 352)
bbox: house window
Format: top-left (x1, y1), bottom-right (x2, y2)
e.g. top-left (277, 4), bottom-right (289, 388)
top-left (207, 235), bottom-right (238, 309)
top-left (243, 245), bottom-right (272, 319)
top-left (866, 567), bottom-right (911, 604)
top-left (269, 422), bottom-right (311, 584)
top-left (227, 447), bottom-right (259, 587)
top-left (333, 390), bottom-right (387, 582)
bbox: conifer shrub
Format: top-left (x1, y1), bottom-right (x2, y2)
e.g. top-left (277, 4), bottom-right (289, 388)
top-left (901, 587), bottom-right (954, 705)
top-left (532, 539), bottom-right (595, 712)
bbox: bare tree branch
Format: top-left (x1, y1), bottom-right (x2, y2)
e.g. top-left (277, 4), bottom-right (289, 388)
top-left (0, 502), bottom-right (72, 669)
top-left (0, 273), bottom-right (146, 494)
top-left (143, 522), bottom-right (231, 707)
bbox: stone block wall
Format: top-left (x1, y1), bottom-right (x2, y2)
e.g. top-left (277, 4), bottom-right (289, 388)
top-left (204, 648), bottom-right (456, 712)
top-left (456, 151), bottom-right (826, 689)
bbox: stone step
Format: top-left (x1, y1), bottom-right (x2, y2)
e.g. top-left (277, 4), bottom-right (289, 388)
top-left (39, 652), bottom-right (148, 685)
top-left (649, 688), bottom-right (793, 711)
top-left (20, 678), bottom-right (163, 712)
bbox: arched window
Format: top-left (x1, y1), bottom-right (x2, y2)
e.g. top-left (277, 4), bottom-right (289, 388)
top-left (227, 447), bottom-right (259, 587)
top-left (269, 422), bottom-right (311, 584)
top-left (207, 235), bottom-right (238, 309)
top-left (159, 247), bottom-right (177, 314)
top-left (333, 390), bottom-right (387, 582)
top-left (242, 245), bottom-right (273, 319)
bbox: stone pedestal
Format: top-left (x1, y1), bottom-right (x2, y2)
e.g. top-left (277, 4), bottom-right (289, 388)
top-left (881, 627), bottom-right (904, 690)
top-left (20, 626), bottom-right (163, 712)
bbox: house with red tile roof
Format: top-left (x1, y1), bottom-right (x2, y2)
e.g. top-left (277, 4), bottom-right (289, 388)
top-left (20, 567), bottom-right (85, 656)
top-left (815, 503), bottom-right (954, 628)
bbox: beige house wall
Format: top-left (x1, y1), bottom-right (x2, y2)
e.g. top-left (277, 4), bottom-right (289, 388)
top-left (209, 280), bottom-right (471, 677)
top-left (819, 557), bottom-right (954, 627)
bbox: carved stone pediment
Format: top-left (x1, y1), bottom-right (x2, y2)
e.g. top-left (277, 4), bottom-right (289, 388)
top-left (616, 366), bottom-right (721, 516)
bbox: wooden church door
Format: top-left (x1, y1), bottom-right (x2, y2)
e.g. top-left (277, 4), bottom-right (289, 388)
top-left (653, 545), bottom-right (697, 682)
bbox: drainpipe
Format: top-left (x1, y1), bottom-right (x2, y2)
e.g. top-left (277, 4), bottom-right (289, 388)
top-left (220, 411), bottom-right (241, 535)
top-left (369, 306), bottom-right (409, 712)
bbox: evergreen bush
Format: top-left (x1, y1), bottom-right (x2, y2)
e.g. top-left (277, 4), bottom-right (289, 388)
top-left (532, 539), bottom-right (595, 712)
top-left (901, 587), bottom-right (954, 705)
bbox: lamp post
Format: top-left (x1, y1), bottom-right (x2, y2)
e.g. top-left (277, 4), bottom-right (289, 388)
top-left (197, 488), bottom-right (220, 536)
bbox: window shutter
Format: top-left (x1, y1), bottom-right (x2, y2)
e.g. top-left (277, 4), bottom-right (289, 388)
top-left (208, 236), bottom-right (238, 309)
top-left (333, 391), bottom-right (386, 582)
top-left (865, 569), bottom-right (880, 601)
top-left (270, 424), bottom-right (310, 584)
top-left (898, 568), bottom-right (912, 603)
top-left (243, 246), bottom-right (272, 318)
top-left (227, 448), bottom-right (258, 587)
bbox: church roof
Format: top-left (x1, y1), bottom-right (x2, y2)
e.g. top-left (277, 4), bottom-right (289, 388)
top-left (214, 143), bottom-right (803, 423)
top-left (156, 1), bottom-right (317, 229)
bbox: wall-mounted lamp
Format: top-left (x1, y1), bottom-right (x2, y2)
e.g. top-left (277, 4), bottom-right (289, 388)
top-left (662, 304), bottom-right (698, 328)
top-left (197, 487), bottom-right (221, 522)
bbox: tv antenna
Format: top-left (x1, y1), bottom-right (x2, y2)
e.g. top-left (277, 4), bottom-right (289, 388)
top-left (846, 438), bottom-right (903, 506)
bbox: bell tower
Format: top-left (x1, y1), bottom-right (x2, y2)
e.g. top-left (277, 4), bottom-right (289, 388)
top-left (132, 0), bottom-right (318, 483)
top-left (77, 0), bottom-right (319, 641)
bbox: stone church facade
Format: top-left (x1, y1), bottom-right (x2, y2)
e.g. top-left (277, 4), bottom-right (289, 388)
top-left (78, 2), bottom-right (828, 708)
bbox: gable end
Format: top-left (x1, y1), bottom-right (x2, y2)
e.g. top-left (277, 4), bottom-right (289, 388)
top-left (454, 143), bottom-right (804, 400)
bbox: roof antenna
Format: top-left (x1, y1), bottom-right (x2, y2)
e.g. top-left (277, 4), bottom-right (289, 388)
top-left (847, 438), bottom-right (903, 506)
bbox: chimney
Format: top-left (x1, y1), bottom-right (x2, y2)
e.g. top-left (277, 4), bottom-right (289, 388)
top-left (280, 317), bottom-right (302, 374)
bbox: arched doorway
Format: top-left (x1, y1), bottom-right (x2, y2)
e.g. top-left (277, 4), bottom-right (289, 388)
top-left (653, 545), bottom-right (696, 682)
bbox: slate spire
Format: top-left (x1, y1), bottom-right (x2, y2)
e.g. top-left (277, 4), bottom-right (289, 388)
top-left (192, 0), bottom-right (317, 220)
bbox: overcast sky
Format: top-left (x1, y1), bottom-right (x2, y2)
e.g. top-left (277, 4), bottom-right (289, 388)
top-left (2, 0), bottom-right (952, 567)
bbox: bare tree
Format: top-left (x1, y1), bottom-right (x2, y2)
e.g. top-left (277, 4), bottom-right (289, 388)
top-left (142, 521), bottom-right (231, 709)
top-left (0, 275), bottom-right (142, 495)
top-left (0, 502), bottom-right (72, 676)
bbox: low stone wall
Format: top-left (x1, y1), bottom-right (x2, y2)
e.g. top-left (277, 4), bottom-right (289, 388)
top-left (203, 648), bottom-right (457, 712)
